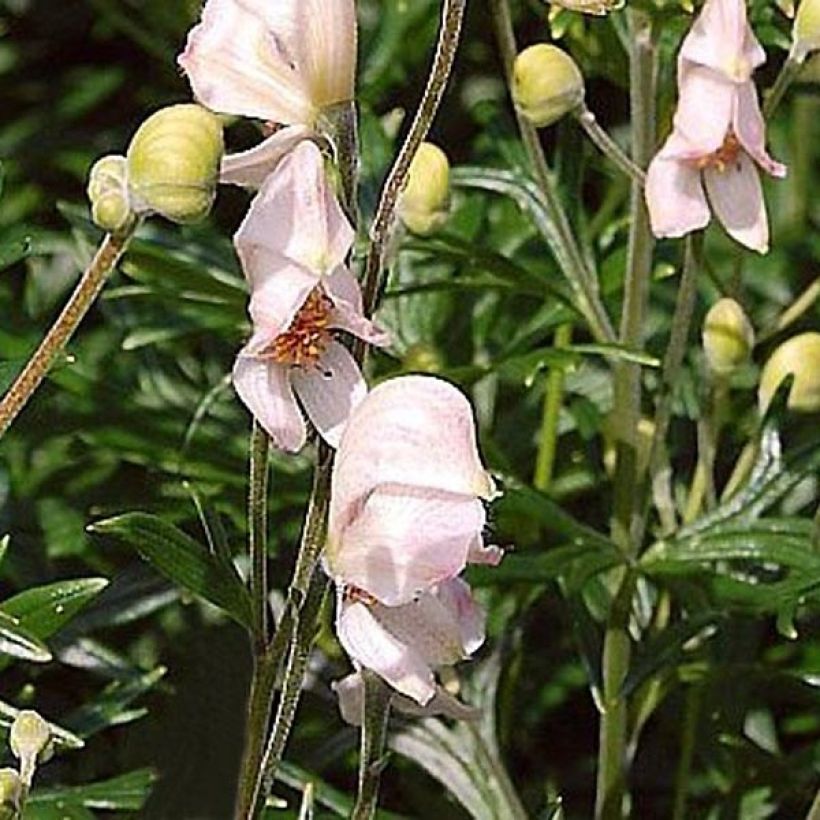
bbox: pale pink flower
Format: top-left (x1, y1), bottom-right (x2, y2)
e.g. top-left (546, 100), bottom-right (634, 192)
top-left (232, 141), bottom-right (387, 452)
top-left (325, 375), bottom-right (502, 608)
top-left (334, 578), bottom-right (487, 716)
top-left (645, 0), bottom-right (786, 253)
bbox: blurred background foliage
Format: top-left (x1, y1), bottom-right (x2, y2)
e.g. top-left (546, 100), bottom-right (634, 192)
top-left (0, 0), bottom-right (818, 817)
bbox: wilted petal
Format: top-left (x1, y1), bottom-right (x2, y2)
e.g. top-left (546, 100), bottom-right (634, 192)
top-left (645, 153), bottom-right (710, 239)
top-left (291, 341), bottom-right (366, 448)
top-left (246, 260), bottom-right (318, 335)
top-left (220, 126), bottom-right (313, 189)
top-left (178, 0), bottom-right (314, 125)
top-left (235, 142), bottom-right (354, 278)
top-left (680, 0), bottom-right (765, 81)
top-left (733, 81), bottom-right (787, 178)
top-left (329, 484), bottom-right (486, 606)
top-left (671, 65), bottom-right (734, 155)
top-left (325, 267), bottom-right (391, 347)
top-left (233, 353), bottom-right (306, 452)
top-left (704, 153), bottom-right (769, 253)
top-left (336, 599), bottom-right (437, 705)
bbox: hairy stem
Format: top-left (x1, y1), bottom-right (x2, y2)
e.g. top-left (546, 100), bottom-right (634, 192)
top-left (575, 106), bottom-right (647, 187)
top-left (249, 422), bottom-right (271, 647)
top-left (764, 56), bottom-right (802, 119)
top-left (0, 228), bottom-right (135, 439)
top-left (351, 672), bottom-right (392, 820)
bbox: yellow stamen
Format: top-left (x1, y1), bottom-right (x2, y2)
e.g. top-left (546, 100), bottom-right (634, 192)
top-left (265, 288), bottom-right (333, 367)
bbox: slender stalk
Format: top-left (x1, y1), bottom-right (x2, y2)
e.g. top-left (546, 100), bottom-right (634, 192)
top-left (358, 0), bottom-right (468, 324)
top-left (758, 276), bottom-right (820, 344)
top-left (575, 106), bottom-right (647, 187)
top-left (351, 672), bottom-right (392, 820)
top-left (671, 684), bottom-right (703, 820)
top-left (534, 324), bottom-right (572, 492)
top-left (763, 56), bottom-right (802, 119)
top-left (0, 228), bottom-right (135, 439)
top-left (489, 0), bottom-right (616, 345)
top-left (248, 422), bottom-right (270, 648)
top-left (806, 784), bottom-right (820, 820)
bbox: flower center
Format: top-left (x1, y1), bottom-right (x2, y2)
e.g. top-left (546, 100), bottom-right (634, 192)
top-left (265, 289), bottom-right (333, 367)
top-left (697, 132), bottom-right (742, 173)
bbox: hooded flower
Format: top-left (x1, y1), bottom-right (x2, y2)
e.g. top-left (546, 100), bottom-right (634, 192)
top-left (178, 0), bottom-right (357, 186)
top-left (645, 0), bottom-right (785, 253)
top-left (232, 141), bottom-right (387, 452)
top-left (333, 578), bottom-right (487, 720)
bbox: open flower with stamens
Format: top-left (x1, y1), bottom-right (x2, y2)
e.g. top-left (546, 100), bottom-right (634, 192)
top-left (178, 0), bottom-right (356, 186)
top-left (645, 0), bottom-right (785, 253)
top-left (232, 141), bottom-right (387, 452)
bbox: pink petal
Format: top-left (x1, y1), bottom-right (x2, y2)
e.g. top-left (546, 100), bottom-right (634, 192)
top-left (703, 152), bottom-right (770, 253)
top-left (290, 341), bottom-right (366, 449)
top-left (220, 126), bottom-right (313, 189)
top-left (178, 0), bottom-right (313, 125)
top-left (671, 64), bottom-right (735, 156)
top-left (246, 260), bottom-right (318, 335)
top-left (234, 141), bottom-right (354, 280)
top-left (434, 578), bottom-right (486, 657)
top-left (336, 599), bottom-right (437, 705)
top-left (679, 0), bottom-right (765, 82)
top-left (328, 484), bottom-right (485, 606)
top-left (733, 81), bottom-right (787, 178)
top-left (232, 352), bottom-right (306, 452)
top-left (325, 267), bottom-right (391, 347)
top-left (332, 673), bottom-right (365, 725)
top-left (645, 153), bottom-right (710, 239)
top-left (468, 538), bottom-right (504, 567)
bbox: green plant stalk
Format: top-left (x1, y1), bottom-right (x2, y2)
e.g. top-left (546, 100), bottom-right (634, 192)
top-left (534, 324), bottom-right (573, 492)
top-left (806, 784), bottom-right (820, 820)
top-left (763, 56), bottom-right (802, 119)
top-left (488, 0), bottom-right (616, 345)
top-left (351, 672), bottom-right (393, 820)
top-left (575, 106), bottom-right (647, 187)
top-left (758, 276), bottom-right (820, 344)
top-left (671, 676), bottom-right (703, 820)
top-left (597, 10), bottom-right (657, 820)
top-left (249, 421), bottom-right (270, 648)
top-left (0, 228), bottom-right (136, 440)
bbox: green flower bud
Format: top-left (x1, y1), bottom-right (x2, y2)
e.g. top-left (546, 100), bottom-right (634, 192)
top-left (758, 332), bottom-right (820, 413)
top-left (398, 143), bottom-right (451, 236)
top-left (10, 710), bottom-right (50, 786)
top-left (702, 298), bottom-right (754, 375)
top-left (127, 104), bottom-right (224, 225)
top-left (402, 343), bottom-right (444, 374)
top-left (512, 45), bottom-right (585, 128)
top-left (87, 155), bottom-right (134, 235)
top-left (0, 769), bottom-right (21, 820)
top-left (793, 0), bottom-right (820, 62)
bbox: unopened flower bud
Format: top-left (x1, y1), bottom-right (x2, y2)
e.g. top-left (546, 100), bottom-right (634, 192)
top-left (793, 0), bottom-right (820, 62)
top-left (127, 104), bottom-right (224, 224)
top-left (87, 155), bottom-right (134, 235)
top-left (398, 143), bottom-right (451, 236)
top-left (702, 298), bottom-right (754, 375)
top-left (402, 343), bottom-right (444, 374)
top-left (0, 769), bottom-right (21, 820)
top-left (758, 332), bottom-right (820, 413)
top-left (10, 710), bottom-right (50, 785)
top-left (512, 45), bottom-right (585, 128)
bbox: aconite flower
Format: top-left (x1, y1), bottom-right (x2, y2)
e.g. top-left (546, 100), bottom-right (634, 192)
top-left (232, 141), bottom-right (387, 452)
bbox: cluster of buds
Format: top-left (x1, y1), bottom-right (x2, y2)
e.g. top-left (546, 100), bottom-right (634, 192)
top-left (0, 710), bottom-right (52, 817)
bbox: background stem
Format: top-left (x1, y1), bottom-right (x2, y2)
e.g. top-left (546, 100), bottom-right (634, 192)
top-left (249, 422), bottom-right (270, 647)
top-left (351, 672), bottom-right (392, 820)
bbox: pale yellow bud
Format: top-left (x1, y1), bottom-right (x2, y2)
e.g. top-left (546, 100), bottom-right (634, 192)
top-left (794, 0), bottom-right (820, 62)
top-left (127, 104), bottom-right (224, 225)
top-left (702, 298), bottom-right (754, 375)
top-left (10, 710), bottom-right (50, 786)
top-left (87, 155), bottom-right (134, 235)
top-left (758, 332), bottom-right (820, 413)
top-left (402, 343), bottom-right (444, 374)
top-left (398, 143), bottom-right (451, 236)
top-left (0, 769), bottom-right (21, 820)
top-left (512, 45), bottom-right (585, 128)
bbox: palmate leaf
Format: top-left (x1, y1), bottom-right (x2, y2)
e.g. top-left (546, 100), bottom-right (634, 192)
top-left (89, 513), bottom-right (253, 629)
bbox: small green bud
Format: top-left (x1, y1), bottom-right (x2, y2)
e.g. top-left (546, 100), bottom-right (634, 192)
top-left (0, 769), bottom-right (21, 820)
top-left (398, 142), bottom-right (451, 236)
top-left (702, 298), bottom-right (754, 375)
top-left (758, 332), bottom-right (820, 413)
top-left (87, 155), bottom-right (134, 235)
top-left (512, 44), bottom-right (585, 128)
top-left (10, 710), bottom-right (50, 786)
top-left (127, 104), bottom-right (224, 225)
top-left (402, 343), bottom-right (444, 374)
top-left (793, 0), bottom-right (820, 62)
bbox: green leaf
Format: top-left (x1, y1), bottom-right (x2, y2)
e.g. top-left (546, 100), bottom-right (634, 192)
top-left (90, 513), bottom-right (253, 629)
top-left (0, 700), bottom-right (83, 750)
top-left (0, 610), bottom-right (52, 663)
top-left (27, 768), bottom-right (157, 813)
top-left (0, 535), bottom-right (8, 567)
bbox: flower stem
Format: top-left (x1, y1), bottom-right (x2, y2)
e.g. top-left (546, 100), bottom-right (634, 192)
top-left (575, 106), bottom-right (647, 187)
top-left (758, 276), bottom-right (820, 344)
top-left (764, 56), bottom-right (802, 119)
top-left (249, 421), bottom-right (270, 648)
top-left (351, 672), bottom-right (392, 820)
top-left (534, 323), bottom-right (572, 492)
top-left (671, 683), bottom-right (703, 820)
top-left (0, 228), bottom-right (135, 439)
top-left (489, 0), bottom-right (616, 345)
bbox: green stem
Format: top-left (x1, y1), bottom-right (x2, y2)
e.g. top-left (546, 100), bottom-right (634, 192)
top-left (249, 422), bottom-right (270, 647)
top-left (489, 0), bottom-right (616, 345)
top-left (575, 106), bottom-right (647, 187)
top-left (534, 324), bottom-right (572, 492)
top-left (806, 784), bottom-right (820, 820)
top-left (671, 684), bottom-right (703, 820)
top-left (763, 56), bottom-right (802, 119)
top-left (0, 228), bottom-right (135, 439)
top-left (758, 276), bottom-right (820, 344)
top-left (351, 672), bottom-right (392, 820)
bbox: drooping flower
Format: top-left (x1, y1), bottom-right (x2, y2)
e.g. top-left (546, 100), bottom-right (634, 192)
top-left (645, 0), bottom-right (786, 253)
top-left (178, 0), bottom-right (356, 186)
top-left (232, 141), bottom-right (387, 452)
